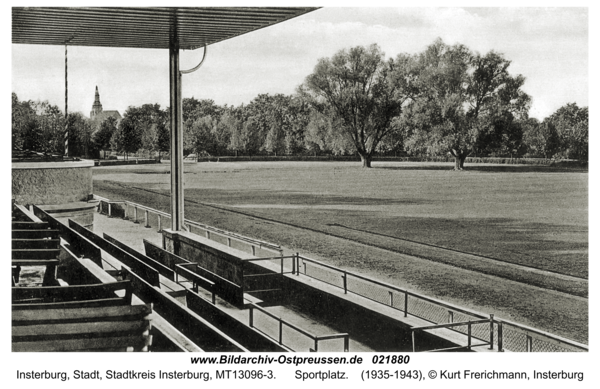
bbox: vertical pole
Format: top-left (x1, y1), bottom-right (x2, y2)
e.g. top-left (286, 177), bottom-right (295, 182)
top-left (144, 209), bottom-right (149, 227)
top-left (404, 292), bottom-right (408, 317)
top-left (278, 321), bottom-right (283, 344)
top-left (389, 291), bottom-right (394, 307)
top-left (498, 322), bottom-right (503, 352)
top-left (526, 335), bottom-right (533, 352)
top-left (157, 214), bottom-right (162, 231)
top-left (448, 310), bottom-right (454, 323)
top-left (170, 18), bottom-right (184, 231)
top-left (411, 331), bottom-right (416, 352)
top-left (467, 322), bottom-right (472, 350)
top-left (344, 335), bottom-right (349, 352)
top-left (64, 44), bottom-right (69, 158)
top-left (249, 306), bottom-right (254, 328)
top-left (342, 271), bottom-right (347, 294)
top-left (489, 314), bottom-right (494, 350)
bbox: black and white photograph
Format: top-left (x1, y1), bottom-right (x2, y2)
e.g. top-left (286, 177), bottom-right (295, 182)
top-left (8, 1), bottom-right (595, 387)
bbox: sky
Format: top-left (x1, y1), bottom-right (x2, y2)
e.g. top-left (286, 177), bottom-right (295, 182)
top-left (10, 4), bottom-right (590, 121)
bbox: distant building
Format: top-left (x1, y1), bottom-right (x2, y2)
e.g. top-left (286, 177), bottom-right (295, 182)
top-left (90, 86), bottom-right (122, 123)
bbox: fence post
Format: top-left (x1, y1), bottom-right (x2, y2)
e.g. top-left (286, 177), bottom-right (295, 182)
top-left (342, 271), bottom-right (347, 294)
top-left (526, 335), bottom-right (533, 352)
top-left (498, 322), bottom-right (504, 352)
top-left (489, 314), bottom-right (494, 350)
top-left (411, 331), bottom-right (416, 352)
top-left (467, 322), bottom-right (472, 350)
top-left (278, 321), bottom-right (283, 344)
top-left (389, 291), bottom-right (393, 307)
top-left (133, 206), bottom-right (138, 223)
top-left (206, 230), bottom-right (210, 239)
top-left (281, 257), bottom-right (284, 274)
top-left (448, 310), bottom-right (454, 323)
top-left (227, 237), bottom-right (231, 247)
top-left (344, 335), bottom-right (349, 352)
top-left (108, 203), bottom-right (112, 217)
top-left (249, 306), bottom-right (254, 328)
top-left (144, 210), bottom-right (150, 228)
top-left (404, 292), bottom-right (408, 317)
top-left (252, 245), bottom-right (256, 256)
top-left (314, 338), bottom-right (318, 352)
top-left (157, 214), bottom-right (162, 231)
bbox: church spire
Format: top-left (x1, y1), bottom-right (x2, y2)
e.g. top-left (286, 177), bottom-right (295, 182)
top-left (91, 85), bottom-right (103, 118)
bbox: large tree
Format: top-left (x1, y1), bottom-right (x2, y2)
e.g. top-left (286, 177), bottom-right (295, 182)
top-left (300, 44), bottom-right (413, 167)
top-left (403, 39), bottom-right (530, 169)
top-left (93, 116), bottom-right (118, 159)
top-left (547, 103), bottom-right (588, 161)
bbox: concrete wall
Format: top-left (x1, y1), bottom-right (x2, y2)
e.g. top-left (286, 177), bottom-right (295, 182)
top-left (12, 160), bottom-right (94, 205)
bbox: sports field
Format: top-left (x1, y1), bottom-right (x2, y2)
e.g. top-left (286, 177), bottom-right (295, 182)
top-left (93, 161), bottom-right (588, 343)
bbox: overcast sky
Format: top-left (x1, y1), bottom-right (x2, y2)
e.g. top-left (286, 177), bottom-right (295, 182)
top-left (11, 5), bottom-right (589, 120)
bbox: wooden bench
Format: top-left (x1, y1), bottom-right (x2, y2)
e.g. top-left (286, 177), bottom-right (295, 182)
top-left (12, 280), bottom-right (133, 305)
top-left (12, 303), bottom-right (153, 352)
top-left (11, 206), bottom-right (61, 286)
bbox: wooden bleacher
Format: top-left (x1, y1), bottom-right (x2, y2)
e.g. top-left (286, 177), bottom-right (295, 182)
top-left (12, 281), bottom-right (153, 352)
top-left (11, 203), bottom-right (60, 286)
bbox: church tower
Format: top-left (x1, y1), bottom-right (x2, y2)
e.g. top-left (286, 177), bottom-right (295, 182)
top-left (90, 86), bottom-right (103, 119)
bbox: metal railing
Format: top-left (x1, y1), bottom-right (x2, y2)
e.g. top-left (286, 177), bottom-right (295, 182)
top-left (294, 254), bottom-right (587, 352)
top-left (174, 263), bottom-right (216, 304)
top-left (97, 199), bottom-right (283, 257)
top-left (248, 303), bottom-right (349, 352)
top-left (95, 197), bottom-right (588, 353)
top-left (411, 318), bottom-right (493, 352)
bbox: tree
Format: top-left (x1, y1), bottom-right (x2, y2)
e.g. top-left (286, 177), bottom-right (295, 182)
top-left (300, 44), bottom-right (413, 167)
top-left (156, 117), bottom-right (170, 161)
top-left (522, 118), bottom-right (560, 159)
top-left (403, 39), bottom-right (530, 169)
top-left (547, 103), bottom-right (588, 161)
top-left (93, 116), bottom-right (118, 158)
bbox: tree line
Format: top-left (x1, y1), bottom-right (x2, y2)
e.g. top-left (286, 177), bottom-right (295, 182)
top-left (12, 39), bottom-right (588, 168)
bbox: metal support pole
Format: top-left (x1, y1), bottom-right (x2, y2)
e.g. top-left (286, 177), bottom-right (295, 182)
top-left (467, 322), bottom-right (472, 350)
top-left (342, 271), bottom-right (347, 294)
top-left (278, 321), bottom-right (283, 344)
top-left (157, 214), bottom-right (162, 231)
top-left (144, 209), bottom-right (149, 227)
top-left (404, 292), bottom-right (408, 317)
top-left (169, 23), bottom-right (184, 231)
top-left (489, 314), bottom-right (494, 350)
top-left (64, 44), bottom-right (69, 157)
top-left (249, 307), bottom-right (254, 328)
top-left (498, 322), bottom-right (504, 352)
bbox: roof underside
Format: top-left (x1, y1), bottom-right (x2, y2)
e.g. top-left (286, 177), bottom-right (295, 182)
top-left (12, 7), bottom-right (318, 50)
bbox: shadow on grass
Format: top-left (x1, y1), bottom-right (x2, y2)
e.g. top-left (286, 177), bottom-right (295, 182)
top-left (375, 164), bottom-right (588, 173)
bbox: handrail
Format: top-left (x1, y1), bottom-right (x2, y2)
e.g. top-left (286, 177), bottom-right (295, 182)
top-left (99, 199), bottom-right (283, 254)
top-left (297, 254), bottom-right (588, 352)
top-left (96, 199), bottom-right (587, 352)
top-left (248, 303), bottom-right (349, 352)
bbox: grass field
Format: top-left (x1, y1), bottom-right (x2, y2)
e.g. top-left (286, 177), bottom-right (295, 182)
top-left (93, 161), bottom-right (588, 343)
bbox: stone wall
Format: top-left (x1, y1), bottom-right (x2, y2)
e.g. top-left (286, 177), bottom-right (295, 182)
top-left (12, 161), bottom-right (94, 205)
